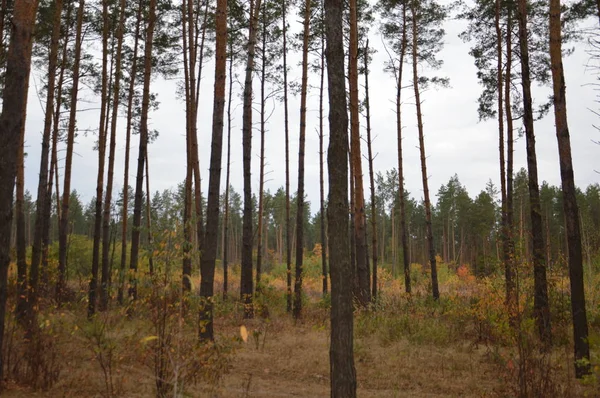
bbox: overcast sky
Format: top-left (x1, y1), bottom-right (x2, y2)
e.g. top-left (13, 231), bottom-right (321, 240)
top-left (21, 8), bottom-right (600, 214)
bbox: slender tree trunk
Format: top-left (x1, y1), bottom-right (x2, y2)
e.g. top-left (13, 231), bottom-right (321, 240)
top-left (223, 39), bottom-right (233, 299)
top-left (411, 0), bottom-right (439, 300)
top-left (294, 0), bottom-right (310, 319)
top-left (349, 0), bottom-right (369, 307)
top-left (187, 0), bottom-right (206, 259)
top-left (257, 1), bottom-right (267, 292)
top-left (100, 0), bottom-right (126, 311)
top-left (118, 0), bottom-right (142, 305)
top-left (516, 0), bottom-right (551, 345)
top-left (505, 10), bottom-right (516, 313)
top-left (45, 12), bottom-right (70, 282)
top-left (319, 6), bottom-right (328, 296)
top-left (28, 0), bottom-right (64, 325)
top-left (182, 1), bottom-right (194, 293)
top-left (15, 118), bottom-right (27, 322)
top-left (145, 152), bottom-right (153, 274)
top-left (241, 0), bottom-right (262, 319)
top-left (58, 0), bottom-right (85, 303)
top-left (325, 0), bottom-right (357, 391)
top-left (497, 0), bottom-right (517, 315)
top-left (396, 3), bottom-right (410, 293)
top-left (129, 0), bottom-right (157, 301)
top-left (89, 0), bottom-right (110, 318)
top-left (549, 0), bottom-right (590, 376)
top-left (198, 0), bottom-right (227, 342)
top-left (364, 40), bottom-right (378, 300)
top-left (282, 0), bottom-right (292, 313)
top-left (0, 0), bottom-right (41, 379)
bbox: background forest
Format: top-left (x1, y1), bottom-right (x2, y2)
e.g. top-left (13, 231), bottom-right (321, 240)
top-left (0, 0), bottom-right (599, 396)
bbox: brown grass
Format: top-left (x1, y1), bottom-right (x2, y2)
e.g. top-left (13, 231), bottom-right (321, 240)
top-left (1, 265), bottom-right (597, 397)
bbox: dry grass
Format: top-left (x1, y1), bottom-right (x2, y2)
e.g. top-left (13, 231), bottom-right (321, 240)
top-left (1, 265), bottom-right (598, 397)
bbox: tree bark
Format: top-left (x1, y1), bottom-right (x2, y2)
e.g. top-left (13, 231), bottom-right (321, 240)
top-left (549, 0), bottom-right (590, 376)
top-left (100, 0), bottom-right (126, 311)
top-left (294, 0), bottom-right (311, 319)
top-left (58, 0), bottom-right (85, 303)
top-left (118, 0), bottom-right (142, 305)
top-left (89, 0), bottom-right (110, 318)
top-left (349, 0), bottom-right (370, 307)
top-left (223, 39), bottom-right (234, 299)
top-left (15, 115), bottom-right (27, 322)
top-left (241, 0), bottom-right (262, 319)
top-left (28, 0), bottom-right (64, 326)
top-left (129, 0), bottom-right (157, 301)
top-left (257, 0), bottom-right (267, 292)
top-left (364, 40), bottom-right (378, 300)
top-left (326, 0), bottom-right (357, 391)
top-left (516, 0), bottom-right (551, 345)
top-left (319, 5), bottom-right (328, 296)
top-left (395, 3), bottom-right (410, 293)
top-left (282, 0), bottom-right (292, 313)
top-left (0, 0), bottom-right (40, 380)
top-left (198, 0), bottom-right (227, 342)
top-left (411, 0), bottom-right (439, 300)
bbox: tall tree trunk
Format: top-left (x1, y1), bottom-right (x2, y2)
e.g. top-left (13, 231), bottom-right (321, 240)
top-left (364, 40), bottom-right (378, 300)
top-left (198, 0), bottom-right (227, 342)
top-left (89, 0), bottom-right (110, 318)
top-left (325, 0), bottom-right (357, 392)
top-left (549, 0), bottom-right (590, 376)
top-left (15, 117), bottom-right (27, 322)
top-left (223, 39), bottom-right (234, 299)
top-left (294, 0), bottom-right (310, 319)
top-left (0, 0), bottom-right (41, 379)
top-left (182, 0), bottom-right (194, 293)
top-left (241, 0), bottom-right (261, 319)
top-left (45, 8), bottom-right (70, 283)
top-left (118, 0), bottom-right (142, 305)
top-left (28, 0), bottom-right (64, 325)
top-left (129, 0), bottom-right (157, 301)
top-left (411, 0), bottom-right (439, 300)
top-left (145, 151), bottom-right (153, 274)
top-left (395, 3), bottom-right (410, 293)
top-left (58, 0), bottom-right (85, 303)
top-left (282, 0), bottom-right (292, 313)
top-left (497, 0), bottom-right (517, 315)
top-left (349, 0), bottom-right (369, 307)
top-left (516, 0), bottom-right (551, 345)
top-left (505, 9), bottom-right (516, 314)
top-left (100, 0), bottom-right (126, 311)
top-left (256, 0), bottom-right (267, 292)
top-left (319, 4), bottom-right (328, 296)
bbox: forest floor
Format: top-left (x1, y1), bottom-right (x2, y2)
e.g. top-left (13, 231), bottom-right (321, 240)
top-left (2, 264), bottom-right (599, 397)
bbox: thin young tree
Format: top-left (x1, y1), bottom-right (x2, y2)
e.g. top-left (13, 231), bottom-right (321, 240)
top-left (100, 0), bottom-right (127, 311)
top-left (379, 0), bottom-right (411, 293)
top-left (318, 0), bottom-right (328, 296)
top-left (516, 0), bottom-right (551, 345)
top-left (198, 0), bottom-right (227, 342)
top-left (325, 0), bottom-right (357, 391)
top-left (364, 40), bottom-right (378, 300)
top-left (15, 111), bottom-right (27, 322)
top-left (26, 0), bottom-right (64, 325)
top-left (241, 0), bottom-right (262, 318)
top-left (129, 0), bottom-right (158, 301)
top-left (0, 0), bottom-right (41, 379)
top-left (118, 0), bottom-right (142, 304)
top-left (294, 0), bottom-right (310, 319)
top-left (349, 0), bottom-right (370, 307)
top-left (223, 37), bottom-right (234, 298)
top-left (58, 0), bottom-right (85, 303)
top-left (282, 0), bottom-right (293, 312)
top-left (89, 0), bottom-right (110, 318)
top-left (549, 0), bottom-right (590, 376)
